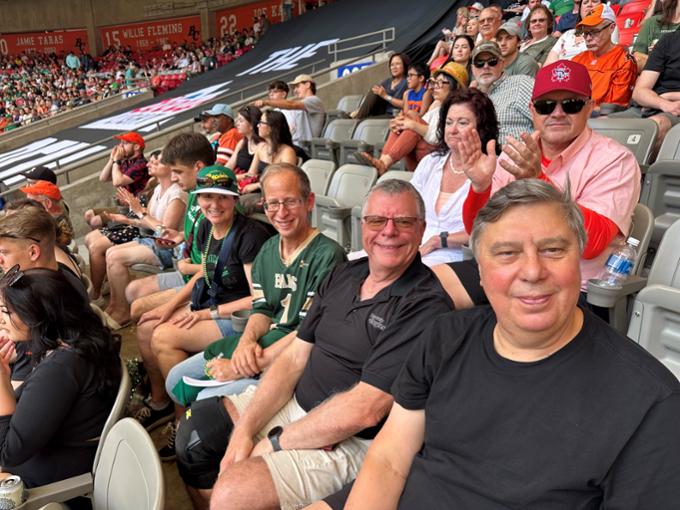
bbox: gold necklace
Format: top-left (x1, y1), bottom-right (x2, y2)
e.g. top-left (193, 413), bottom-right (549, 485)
top-left (448, 155), bottom-right (465, 175)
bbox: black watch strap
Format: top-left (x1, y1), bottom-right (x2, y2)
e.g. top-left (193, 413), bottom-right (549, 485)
top-left (439, 231), bottom-right (449, 248)
top-left (268, 426), bottom-right (283, 452)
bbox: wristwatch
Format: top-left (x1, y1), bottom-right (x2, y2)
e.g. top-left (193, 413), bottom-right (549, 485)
top-left (209, 305), bottom-right (220, 320)
top-left (267, 426), bottom-right (284, 452)
top-left (113, 159), bottom-right (122, 165)
top-left (439, 231), bottom-right (449, 248)
top-left (386, 94), bottom-right (393, 102)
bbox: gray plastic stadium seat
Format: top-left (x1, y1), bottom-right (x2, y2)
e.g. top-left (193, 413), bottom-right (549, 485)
top-left (656, 123), bottom-right (680, 161)
top-left (301, 159), bottom-right (337, 227)
top-left (587, 117), bottom-right (658, 167)
top-left (586, 203), bottom-right (654, 332)
top-left (35, 418), bottom-right (164, 510)
top-left (349, 170), bottom-right (413, 251)
top-left (638, 160), bottom-right (680, 246)
top-left (316, 164), bottom-right (377, 251)
top-left (306, 119), bottom-right (358, 163)
top-left (337, 119), bottom-right (391, 166)
top-left (23, 360), bottom-right (132, 509)
top-left (324, 94), bottom-right (365, 125)
top-left (626, 219), bottom-right (680, 380)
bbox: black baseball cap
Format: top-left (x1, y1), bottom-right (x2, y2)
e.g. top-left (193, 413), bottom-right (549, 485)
top-left (21, 166), bottom-right (57, 184)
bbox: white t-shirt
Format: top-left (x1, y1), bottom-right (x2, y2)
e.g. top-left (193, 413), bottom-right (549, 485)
top-left (148, 183), bottom-right (187, 226)
top-left (551, 26), bottom-right (620, 61)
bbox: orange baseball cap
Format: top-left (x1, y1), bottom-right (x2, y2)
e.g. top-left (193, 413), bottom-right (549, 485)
top-left (577, 4), bottom-right (617, 28)
top-left (114, 131), bottom-right (145, 148)
top-left (20, 180), bottom-right (62, 201)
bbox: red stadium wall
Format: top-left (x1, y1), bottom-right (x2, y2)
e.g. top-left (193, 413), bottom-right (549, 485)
top-left (99, 16), bottom-right (202, 52)
top-left (214, 0), bottom-right (302, 37)
top-left (0, 29), bottom-right (89, 55)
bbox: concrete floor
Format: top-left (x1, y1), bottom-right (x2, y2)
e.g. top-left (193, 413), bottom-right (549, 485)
top-left (119, 322), bottom-right (193, 510)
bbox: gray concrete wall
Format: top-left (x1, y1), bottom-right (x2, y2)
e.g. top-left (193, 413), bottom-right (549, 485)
top-left (0, 88), bottom-right (154, 153)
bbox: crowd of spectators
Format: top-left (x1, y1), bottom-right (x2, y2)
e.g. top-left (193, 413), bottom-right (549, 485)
top-left (1, 0), bottom-right (680, 508)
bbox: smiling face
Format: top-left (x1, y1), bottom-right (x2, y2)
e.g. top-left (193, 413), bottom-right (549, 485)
top-left (477, 202), bottom-right (582, 340)
top-left (445, 102), bottom-right (477, 152)
top-left (362, 190), bottom-right (425, 276)
top-left (389, 55), bottom-right (405, 79)
top-left (196, 193), bottom-right (237, 228)
top-left (262, 169), bottom-right (314, 242)
top-left (531, 90), bottom-right (592, 152)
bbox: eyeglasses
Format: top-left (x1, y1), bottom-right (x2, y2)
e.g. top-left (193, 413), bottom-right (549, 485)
top-left (533, 98), bottom-right (588, 115)
top-left (575, 24), bottom-right (611, 38)
top-left (406, 72), bottom-right (421, 78)
top-left (530, 18), bottom-right (548, 24)
top-left (196, 176), bottom-right (234, 188)
top-left (0, 265), bottom-right (23, 289)
top-left (479, 17), bottom-right (496, 24)
top-left (362, 216), bottom-right (422, 231)
top-left (428, 79), bottom-right (451, 88)
top-left (0, 233), bottom-right (41, 244)
top-left (263, 197), bottom-right (304, 212)
top-left (472, 57), bottom-right (499, 68)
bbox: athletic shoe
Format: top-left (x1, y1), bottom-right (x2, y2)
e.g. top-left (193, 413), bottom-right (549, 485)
top-left (133, 397), bottom-right (174, 431)
top-left (158, 421), bottom-right (177, 462)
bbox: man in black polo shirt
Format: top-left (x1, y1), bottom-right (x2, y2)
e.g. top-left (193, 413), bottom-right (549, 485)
top-left (174, 179), bottom-right (452, 510)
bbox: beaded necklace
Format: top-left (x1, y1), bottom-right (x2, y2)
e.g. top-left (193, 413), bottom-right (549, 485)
top-left (201, 221), bottom-right (232, 288)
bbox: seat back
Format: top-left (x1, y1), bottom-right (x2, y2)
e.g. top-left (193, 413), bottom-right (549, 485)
top-left (301, 159), bottom-right (337, 195)
top-left (656, 123), bottom-right (680, 161)
top-left (336, 94), bottom-right (364, 113)
top-left (323, 118), bottom-right (359, 143)
top-left (646, 218), bottom-right (680, 288)
top-left (325, 164), bottom-right (378, 207)
top-left (587, 117), bottom-right (658, 166)
top-left (377, 170), bottom-right (413, 183)
top-left (629, 203), bottom-right (654, 274)
top-left (93, 418), bottom-right (164, 510)
top-left (93, 359), bottom-right (131, 474)
top-left (639, 160), bottom-right (680, 245)
top-left (351, 118), bottom-right (391, 145)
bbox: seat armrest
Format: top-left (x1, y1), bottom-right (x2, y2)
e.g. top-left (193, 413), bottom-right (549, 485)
top-left (315, 195), bottom-right (343, 209)
top-left (356, 142), bottom-right (375, 153)
top-left (24, 473), bottom-right (93, 510)
top-left (587, 275), bottom-right (647, 308)
top-left (635, 285), bottom-right (680, 313)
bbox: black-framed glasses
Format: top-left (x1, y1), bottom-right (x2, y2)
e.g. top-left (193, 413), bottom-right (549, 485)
top-left (473, 57), bottom-right (499, 69)
top-left (533, 98), bottom-right (587, 115)
top-left (362, 216), bottom-right (422, 232)
top-left (196, 176), bottom-right (234, 188)
top-left (428, 78), bottom-right (451, 88)
top-left (0, 264), bottom-right (24, 289)
top-left (0, 233), bottom-right (41, 244)
top-left (406, 72), bottom-right (421, 78)
top-left (263, 198), bottom-right (304, 212)
top-left (575, 24), bottom-right (611, 37)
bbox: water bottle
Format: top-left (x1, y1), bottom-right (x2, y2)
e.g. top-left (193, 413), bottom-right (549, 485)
top-left (597, 237), bottom-right (640, 288)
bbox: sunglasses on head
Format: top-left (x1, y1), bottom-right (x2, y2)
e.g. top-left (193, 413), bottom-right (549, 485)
top-left (0, 264), bottom-right (24, 289)
top-left (532, 98), bottom-right (587, 115)
top-left (473, 57), bottom-right (499, 68)
top-left (196, 176), bottom-right (234, 188)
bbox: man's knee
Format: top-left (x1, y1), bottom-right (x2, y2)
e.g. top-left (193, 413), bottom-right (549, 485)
top-left (176, 397), bottom-right (233, 490)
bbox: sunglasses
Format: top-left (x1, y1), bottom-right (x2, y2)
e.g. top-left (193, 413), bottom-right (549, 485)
top-left (575, 24), bottom-right (611, 37)
top-left (196, 176), bottom-right (234, 188)
top-left (0, 233), bottom-right (41, 244)
top-left (473, 57), bottom-right (499, 69)
top-left (0, 264), bottom-right (24, 289)
top-left (263, 197), bottom-right (304, 212)
top-left (362, 216), bottom-right (421, 231)
top-left (532, 98), bottom-right (587, 115)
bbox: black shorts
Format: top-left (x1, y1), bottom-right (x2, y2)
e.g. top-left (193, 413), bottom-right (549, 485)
top-left (175, 397), bottom-right (233, 489)
top-left (447, 259), bottom-right (488, 306)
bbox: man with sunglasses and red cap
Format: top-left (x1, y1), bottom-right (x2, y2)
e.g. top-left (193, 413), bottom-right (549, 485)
top-left (432, 60), bottom-right (640, 311)
top-left (572, 4), bottom-right (637, 109)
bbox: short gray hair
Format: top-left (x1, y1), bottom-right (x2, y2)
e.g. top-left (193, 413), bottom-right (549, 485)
top-left (470, 179), bottom-right (586, 256)
top-left (260, 163), bottom-right (311, 200)
top-left (361, 179), bottom-right (426, 219)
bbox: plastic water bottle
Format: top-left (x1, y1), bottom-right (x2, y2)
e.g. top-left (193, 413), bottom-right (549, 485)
top-left (597, 237), bottom-right (640, 288)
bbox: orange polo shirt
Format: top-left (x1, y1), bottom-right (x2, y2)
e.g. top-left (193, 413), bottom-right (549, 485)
top-left (573, 45), bottom-right (638, 107)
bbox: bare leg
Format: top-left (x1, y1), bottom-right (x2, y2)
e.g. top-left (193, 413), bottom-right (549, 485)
top-left (210, 457), bottom-right (279, 510)
top-left (85, 230), bottom-right (113, 298)
top-left (106, 242), bottom-right (159, 324)
top-left (650, 113), bottom-right (673, 157)
top-left (431, 263), bottom-right (474, 310)
top-left (127, 274), bottom-right (162, 306)
top-left (129, 287), bottom-right (177, 322)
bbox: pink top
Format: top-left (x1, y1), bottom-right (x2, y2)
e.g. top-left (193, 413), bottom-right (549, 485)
top-left (491, 128), bottom-right (641, 290)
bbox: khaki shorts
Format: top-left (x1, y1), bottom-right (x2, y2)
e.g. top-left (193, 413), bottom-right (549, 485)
top-left (228, 387), bottom-right (371, 510)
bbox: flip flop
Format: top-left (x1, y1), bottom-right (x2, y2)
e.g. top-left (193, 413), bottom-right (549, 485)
top-left (101, 311), bottom-right (131, 331)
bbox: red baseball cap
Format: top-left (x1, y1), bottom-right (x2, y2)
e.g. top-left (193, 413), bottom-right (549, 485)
top-left (532, 60), bottom-right (592, 101)
top-left (20, 180), bottom-right (62, 201)
top-left (114, 131), bottom-right (145, 148)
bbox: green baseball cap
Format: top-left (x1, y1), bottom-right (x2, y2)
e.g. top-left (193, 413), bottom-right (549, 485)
top-left (194, 165), bottom-right (239, 197)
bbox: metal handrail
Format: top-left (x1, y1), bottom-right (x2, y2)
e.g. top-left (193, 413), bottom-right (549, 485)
top-left (328, 27), bottom-right (395, 63)
top-left (1, 28), bottom-right (395, 189)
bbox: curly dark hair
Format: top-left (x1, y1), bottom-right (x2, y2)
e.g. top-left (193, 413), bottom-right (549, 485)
top-left (436, 88), bottom-right (500, 156)
top-left (1, 268), bottom-right (121, 397)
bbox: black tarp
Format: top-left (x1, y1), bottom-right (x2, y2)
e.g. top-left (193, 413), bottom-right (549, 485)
top-left (0, 0), bottom-right (460, 186)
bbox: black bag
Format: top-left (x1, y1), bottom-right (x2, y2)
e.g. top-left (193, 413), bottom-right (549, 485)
top-left (190, 222), bottom-right (238, 310)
